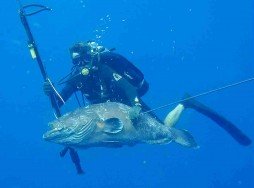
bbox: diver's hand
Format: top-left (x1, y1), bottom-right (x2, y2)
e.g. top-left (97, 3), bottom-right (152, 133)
top-left (43, 81), bottom-right (54, 96)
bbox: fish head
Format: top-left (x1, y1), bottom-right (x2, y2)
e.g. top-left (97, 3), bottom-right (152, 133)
top-left (43, 102), bottom-right (138, 148)
top-left (43, 114), bottom-right (96, 146)
top-left (43, 120), bottom-right (75, 144)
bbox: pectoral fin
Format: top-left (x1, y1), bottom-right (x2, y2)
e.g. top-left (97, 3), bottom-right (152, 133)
top-left (103, 118), bottom-right (123, 134)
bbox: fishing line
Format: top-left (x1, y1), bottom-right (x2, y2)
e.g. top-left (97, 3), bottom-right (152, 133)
top-left (47, 78), bottom-right (65, 105)
top-left (142, 77), bottom-right (254, 114)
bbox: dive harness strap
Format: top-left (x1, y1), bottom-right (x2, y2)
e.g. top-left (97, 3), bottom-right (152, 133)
top-left (17, 1), bottom-right (84, 174)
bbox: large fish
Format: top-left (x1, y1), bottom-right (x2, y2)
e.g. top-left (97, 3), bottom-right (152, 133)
top-left (43, 102), bottom-right (198, 149)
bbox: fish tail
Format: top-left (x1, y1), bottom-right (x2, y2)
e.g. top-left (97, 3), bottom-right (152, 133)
top-left (170, 128), bottom-right (198, 148)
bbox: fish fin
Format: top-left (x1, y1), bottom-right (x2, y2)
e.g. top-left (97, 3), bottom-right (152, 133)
top-left (146, 138), bottom-right (173, 145)
top-left (171, 128), bottom-right (198, 148)
top-left (103, 118), bottom-right (123, 134)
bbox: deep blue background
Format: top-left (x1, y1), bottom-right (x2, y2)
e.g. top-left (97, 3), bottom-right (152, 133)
top-left (0, 0), bottom-right (253, 187)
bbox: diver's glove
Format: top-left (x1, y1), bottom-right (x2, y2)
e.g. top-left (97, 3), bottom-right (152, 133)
top-left (43, 80), bottom-right (54, 96)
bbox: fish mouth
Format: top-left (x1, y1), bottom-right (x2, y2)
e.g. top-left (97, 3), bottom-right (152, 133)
top-left (43, 127), bottom-right (64, 141)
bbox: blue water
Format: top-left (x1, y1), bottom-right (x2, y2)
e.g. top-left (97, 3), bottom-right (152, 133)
top-left (0, 0), bottom-right (253, 187)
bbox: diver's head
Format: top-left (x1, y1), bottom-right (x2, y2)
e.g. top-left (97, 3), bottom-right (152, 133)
top-left (70, 41), bottom-right (105, 66)
top-left (70, 42), bottom-right (92, 66)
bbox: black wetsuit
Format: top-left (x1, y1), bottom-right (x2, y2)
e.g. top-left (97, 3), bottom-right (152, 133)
top-left (58, 51), bottom-right (149, 109)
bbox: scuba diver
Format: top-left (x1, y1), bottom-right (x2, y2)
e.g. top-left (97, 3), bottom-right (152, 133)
top-left (43, 41), bottom-right (155, 119)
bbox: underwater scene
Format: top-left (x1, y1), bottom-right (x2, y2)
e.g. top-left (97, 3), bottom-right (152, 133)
top-left (0, 0), bottom-right (253, 187)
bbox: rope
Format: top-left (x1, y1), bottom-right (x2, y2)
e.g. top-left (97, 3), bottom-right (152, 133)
top-left (47, 78), bottom-right (65, 105)
top-left (142, 77), bottom-right (254, 114)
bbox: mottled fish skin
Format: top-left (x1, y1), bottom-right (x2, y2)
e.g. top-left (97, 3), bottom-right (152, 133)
top-left (43, 102), bottom-right (176, 149)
